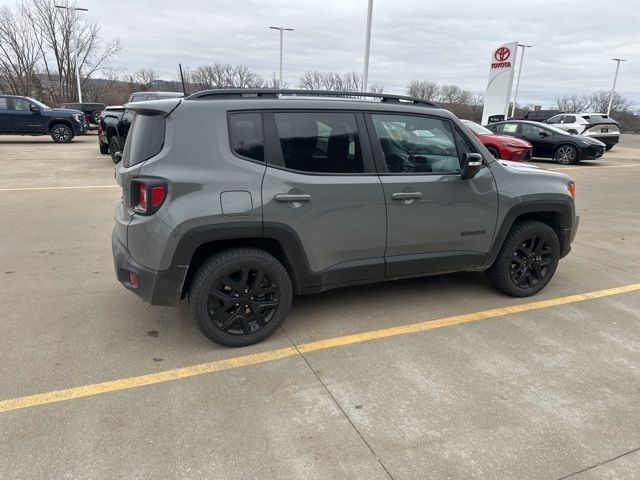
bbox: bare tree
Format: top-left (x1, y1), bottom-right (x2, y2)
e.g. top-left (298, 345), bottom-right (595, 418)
top-left (134, 68), bottom-right (158, 90)
top-left (588, 90), bottom-right (632, 113)
top-left (298, 71), bottom-right (380, 92)
top-left (407, 80), bottom-right (440, 100)
top-left (24, 0), bottom-right (120, 103)
top-left (190, 63), bottom-right (264, 89)
top-left (554, 93), bottom-right (592, 112)
top-left (0, 3), bottom-right (43, 96)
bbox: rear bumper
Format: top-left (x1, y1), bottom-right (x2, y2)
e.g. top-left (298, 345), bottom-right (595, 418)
top-left (588, 135), bottom-right (619, 146)
top-left (112, 228), bottom-right (187, 306)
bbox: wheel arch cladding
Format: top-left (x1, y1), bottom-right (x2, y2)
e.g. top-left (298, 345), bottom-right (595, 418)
top-left (484, 199), bottom-right (574, 268)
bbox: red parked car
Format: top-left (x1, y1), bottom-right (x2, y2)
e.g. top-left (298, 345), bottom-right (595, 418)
top-left (461, 119), bottom-right (532, 161)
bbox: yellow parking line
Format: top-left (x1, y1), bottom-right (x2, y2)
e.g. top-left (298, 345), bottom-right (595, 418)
top-left (0, 185), bottom-right (119, 192)
top-left (1, 282), bottom-right (639, 414)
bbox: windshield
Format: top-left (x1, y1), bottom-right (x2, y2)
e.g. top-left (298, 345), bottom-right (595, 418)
top-left (462, 120), bottom-right (493, 135)
top-left (25, 97), bottom-right (50, 109)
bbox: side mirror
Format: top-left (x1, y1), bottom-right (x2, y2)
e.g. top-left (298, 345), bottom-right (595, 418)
top-left (30, 104), bottom-right (41, 114)
top-left (461, 152), bottom-right (483, 180)
top-left (539, 131), bottom-right (549, 137)
top-left (114, 151), bottom-right (123, 164)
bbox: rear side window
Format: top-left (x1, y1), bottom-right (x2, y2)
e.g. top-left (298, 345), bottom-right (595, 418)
top-left (228, 112), bottom-right (264, 162)
top-left (122, 113), bottom-right (166, 167)
top-left (0, 97), bottom-right (7, 110)
top-left (273, 112), bottom-right (363, 174)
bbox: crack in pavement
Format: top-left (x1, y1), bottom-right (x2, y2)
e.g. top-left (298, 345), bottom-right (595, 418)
top-left (556, 446), bottom-right (640, 479)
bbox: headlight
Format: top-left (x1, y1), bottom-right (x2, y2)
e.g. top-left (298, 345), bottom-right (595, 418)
top-left (74, 113), bottom-right (83, 122)
top-left (504, 142), bottom-right (519, 147)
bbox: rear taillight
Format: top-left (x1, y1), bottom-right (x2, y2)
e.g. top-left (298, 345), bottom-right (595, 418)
top-left (132, 179), bottom-right (167, 215)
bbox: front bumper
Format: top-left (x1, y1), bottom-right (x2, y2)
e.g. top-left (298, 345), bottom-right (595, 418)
top-left (560, 213), bottom-right (579, 258)
top-left (112, 228), bottom-right (187, 306)
top-left (581, 145), bottom-right (605, 160)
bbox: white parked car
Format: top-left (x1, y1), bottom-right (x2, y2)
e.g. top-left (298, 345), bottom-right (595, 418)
top-left (546, 113), bottom-right (620, 151)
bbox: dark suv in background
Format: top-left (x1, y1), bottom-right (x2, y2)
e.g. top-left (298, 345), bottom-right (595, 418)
top-left (60, 102), bottom-right (105, 130)
top-left (112, 89), bottom-right (579, 347)
top-left (0, 95), bottom-right (87, 142)
top-left (98, 91), bottom-right (184, 162)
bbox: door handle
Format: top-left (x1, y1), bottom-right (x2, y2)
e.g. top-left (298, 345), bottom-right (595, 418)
top-left (391, 192), bottom-right (422, 200)
top-left (274, 193), bottom-right (312, 203)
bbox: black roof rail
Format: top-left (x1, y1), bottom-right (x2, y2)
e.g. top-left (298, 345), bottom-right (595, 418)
top-left (185, 89), bottom-right (440, 108)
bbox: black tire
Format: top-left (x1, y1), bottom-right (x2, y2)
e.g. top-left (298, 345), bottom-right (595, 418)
top-left (553, 144), bottom-right (579, 165)
top-left (50, 124), bottom-right (73, 143)
top-left (605, 144), bottom-right (614, 151)
top-left (486, 147), bottom-right (500, 159)
top-left (99, 141), bottom-right (109, 154)
top-left (91, 110), bottom-right (101, 125)
top-left (188, 248), bottom-right (293, 347)
top-left (109, 136), bottom-right (122, 164)
top-left (488, 220), bottom-right (560, 297)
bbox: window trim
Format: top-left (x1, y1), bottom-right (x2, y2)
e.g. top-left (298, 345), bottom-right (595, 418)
top-left (226, 110), bottom-right (267, 165)
top-left (263, 109), bottom-right (377, 176)
top-left (364, 112), bottom-right (473, 176)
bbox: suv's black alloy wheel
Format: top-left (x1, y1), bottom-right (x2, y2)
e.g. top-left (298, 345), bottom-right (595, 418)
top-left (51, 124), bottom-right (73, 143)
top-left (189, 248), bottom-right (292, 347)
top-left (488, 220), bottom-right (560, 297)
top-left (208, 266), bottom-right (280, 335)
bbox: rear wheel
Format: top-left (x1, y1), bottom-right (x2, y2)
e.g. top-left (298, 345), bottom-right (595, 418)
top-left (188, 248), bottom-right (293, 347)
top-left (488, 220), bottom-right (560, 297)
top-left (50, 124), bottom-right (73, 143)
top-left (109, 136), bottom-right (121, 164)
top-left (91, 111), bottom-right (101, 125)
top-left (486, 146), bottom-right (500, 159)
top-left (554, 144), bottom-right (578, 164)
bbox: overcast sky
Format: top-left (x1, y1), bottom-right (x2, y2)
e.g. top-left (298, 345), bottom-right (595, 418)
top-left (7, 0), bottom-right (640, 107)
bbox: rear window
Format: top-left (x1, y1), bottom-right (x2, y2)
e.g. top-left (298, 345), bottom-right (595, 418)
top-left (122, 113), bottom-right (166, 167)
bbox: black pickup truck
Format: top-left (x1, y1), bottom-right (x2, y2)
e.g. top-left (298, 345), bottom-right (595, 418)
top-left (97, 91), bottom-right (183, 163)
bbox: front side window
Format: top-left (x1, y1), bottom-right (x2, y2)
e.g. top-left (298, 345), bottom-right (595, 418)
top-left (274, 112), bottom-right (363, 174)
top-left (229, 112), bottom-right (264, 162)
top-left (371, 114), bottom-right (460, 173)
top-left (0, 97), bottom-right (8, 110)
top-left (13, 99), bottom-right (31, 111)
top-left (547, 115), bottom-right (562, 124)
top-left (561, 116), bottom-right (576, 124)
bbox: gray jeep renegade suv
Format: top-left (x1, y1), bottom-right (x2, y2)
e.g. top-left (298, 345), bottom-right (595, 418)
top-left (112, 89), bottom-right (579, 347)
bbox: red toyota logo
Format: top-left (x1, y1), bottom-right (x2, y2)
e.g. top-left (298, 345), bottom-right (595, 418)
top-left (494, 47), bottom-right (511, 61)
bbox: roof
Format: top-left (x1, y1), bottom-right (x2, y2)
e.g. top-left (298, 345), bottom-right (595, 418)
top-left (185, 89), bottom-right (441, 109)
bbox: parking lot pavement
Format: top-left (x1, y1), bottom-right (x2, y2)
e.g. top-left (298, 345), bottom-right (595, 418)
top-left (1, 134), bottom-right (639, 479)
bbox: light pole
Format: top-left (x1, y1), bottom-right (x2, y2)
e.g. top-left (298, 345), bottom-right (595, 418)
top-left (55, 4), bottom-right (88, 103)
top-left (362, 0), bottom-right (374, 92)
top-left (607, 58), bottom-right (626, 115)
top-left (510, 43), bottom-right (532, 118)
top-left (269, 26), bottom-right (294, 88)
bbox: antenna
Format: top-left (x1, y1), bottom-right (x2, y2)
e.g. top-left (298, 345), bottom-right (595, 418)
top-left (179, 64), bottom-right (188, 96)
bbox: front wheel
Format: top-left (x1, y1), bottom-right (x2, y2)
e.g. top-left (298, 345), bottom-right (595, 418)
top-left (188, 248), bottom-right (293, 347)
top-left (486, 146), bottom-right (500, 159)
top-left (51, 124), bottom-right (73, 143)
top-left (488, 220), bottom-right (560, 297)
top-left (554, 144), bottom-right (578, 164)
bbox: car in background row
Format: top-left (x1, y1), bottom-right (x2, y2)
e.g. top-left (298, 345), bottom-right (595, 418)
top-left (0, 95), bottom-right (87, 142)
top-left (60, 102), bottom-right (105, 130)
top-left (518, 110), bottom-right (563, 122)
top-left (461, 119), bottom-right (532, 161)
top-left (545, 113), bottom-right (620, 151)
top-left (98, 91), bottom-right (184, 162)
top-left (485, 120), bottom-right (605, 164)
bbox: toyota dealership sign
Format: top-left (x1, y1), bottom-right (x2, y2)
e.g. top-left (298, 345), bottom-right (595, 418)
top-left (482, 41), bottom-right (518, 124)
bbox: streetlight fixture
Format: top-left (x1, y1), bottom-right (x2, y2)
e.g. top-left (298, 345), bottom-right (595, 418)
top-left (55, 4), bottom-right (88, 103)
top-left (362, 0), bottom-right (374, 92)
top-left (607, 58), bottom-right (626, 115)
top-left (510, 43), bottom-right (532, 118)
top-left (269, 26), bottom-right (294, 88)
